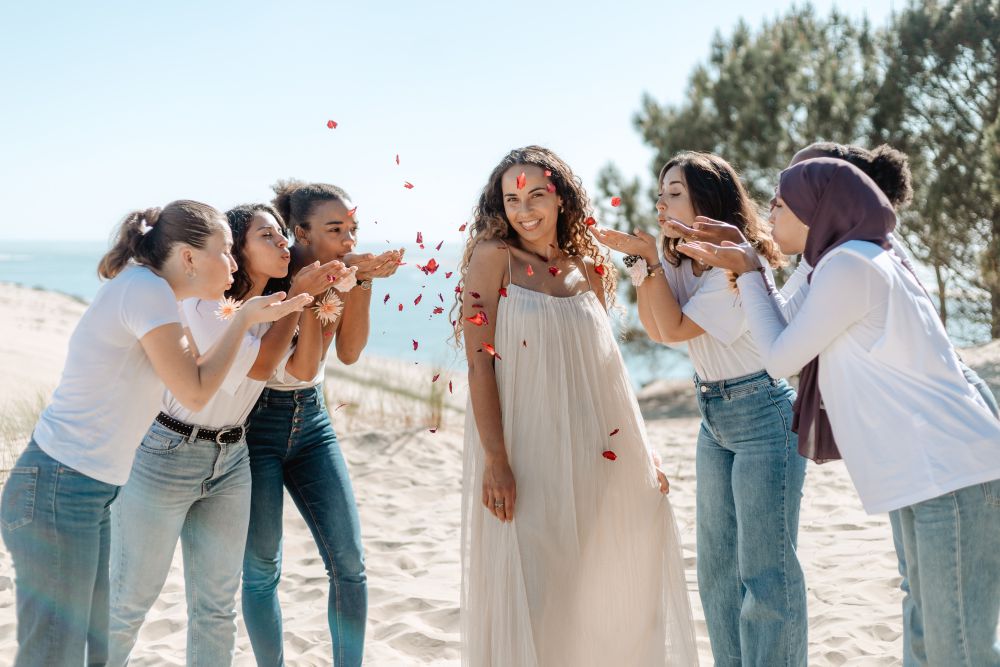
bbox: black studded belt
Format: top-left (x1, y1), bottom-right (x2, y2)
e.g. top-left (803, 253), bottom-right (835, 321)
top-left (155, 412), bottom-right (247, 445)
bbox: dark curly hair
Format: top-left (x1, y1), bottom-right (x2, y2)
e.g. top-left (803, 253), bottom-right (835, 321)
top-left (224, 203), bottom-right (290, 300)
top-left (451, 145), bottom-right (615, 345)
top-left (797, 142), bottom-right (913, 210)
top-left (271, 178), bottom-right (351, 236)
top-left (659, 152), bottom-right (785, 270)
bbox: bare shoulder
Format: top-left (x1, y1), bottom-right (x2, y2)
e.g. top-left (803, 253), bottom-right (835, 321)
top-left (466, 238), bottom-right (510, 278)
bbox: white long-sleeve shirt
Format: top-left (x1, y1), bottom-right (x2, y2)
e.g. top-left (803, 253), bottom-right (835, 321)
top-left (736, 240), bottom-right (1000, 513)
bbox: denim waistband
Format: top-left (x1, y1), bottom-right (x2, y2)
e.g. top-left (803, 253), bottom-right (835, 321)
top-left (693, 369), bottom-right (776, 398)
top-left (258, 385), bottom-right (323, 408)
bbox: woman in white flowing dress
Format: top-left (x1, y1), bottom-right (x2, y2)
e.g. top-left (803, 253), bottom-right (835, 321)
top-left (454, 145), bottom-right (698, 666)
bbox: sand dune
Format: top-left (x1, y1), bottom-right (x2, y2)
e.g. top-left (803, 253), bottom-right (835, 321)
top-left (3, 282), bottom-right (998, 664)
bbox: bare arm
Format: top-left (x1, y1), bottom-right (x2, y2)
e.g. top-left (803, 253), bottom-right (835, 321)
top-left (141, 292), bottom-right (311, 411)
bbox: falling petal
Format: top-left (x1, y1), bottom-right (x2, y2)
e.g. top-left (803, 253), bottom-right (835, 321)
top-left (516, 171), bottom-right (526, 189)
top-left (482, 343), bottom-right (501, 360)
top-left (585, 216), bottom-right (597, 226)
top-left (526, 265), bottom-right (534, 277)
top-left (324, 331), bottom-right (334, 338)
top-left (347, 206), bottom-right (358, 217)
top-left (445, 271), bottom-right (453, 279)
top-left (459, 222), bottom-right (467, 232)
top-left (522, 340), bottom-right (527, 347)
top-left (455, 285), bottom-right (462, 294)
top-left (611, 196), bottom-right (621, 207)
top-left (609, 428), bottom-right (620, 436)
top-left (471, 303), bottom-right (484, 309)
top-left (499, 287), bottom-right (508, 297)
top-left (384, 294), bottom-right (391, 304)
top-left (417, 258), bottom-right (439, 275)
top-left (398, 303), bottom-right (404, 311)
top-left (412, 339), bottom-right (419, 350)
top-left (544, 169), bottom-right (552, 177)
top-left (429, 428), bottom-right (437, 434)
top-left (414, 294), bottom-right (422, 305)
top-left (432, 373), bottom-right (440, 382)
top-left (435, 240), bottom-right (444, 251)
top-left (395, 154), bottom-right (400, 165)
top-left (438, 293), bottom-right (444, 302)
top-left (326, 120), bottom-right (338, 129)
top-left (432, 306), bottom-right (444, 314)
top-left (602, 450), bottom-right (618, 461)
top-left (594, 264), bottom-right (606, 276)
top-left (469, 291), bottom-right (481, 299)
top-left (404, 181), bottom-right (415, 189)
top-left (465, 311), bottom-right (488, 326)
top-left (416, 231), bottom-right (423, 244)
top-left (449, 380), bottom-right (453, 394)
top-left (548, 266), bottom-right (560, 277)
top-left (335, 402), bottom-right (349, 411)
top-left (546, 183), bottom-right (556, 193)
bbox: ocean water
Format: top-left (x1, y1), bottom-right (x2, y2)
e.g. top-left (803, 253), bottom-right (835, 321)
top-left (0, 240), bottom-right (693, 388)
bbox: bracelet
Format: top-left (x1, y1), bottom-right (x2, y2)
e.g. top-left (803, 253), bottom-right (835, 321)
top-left (357, 279), bottom-right (373, 290)
top-left (624, 255), bottom-right (662, 287)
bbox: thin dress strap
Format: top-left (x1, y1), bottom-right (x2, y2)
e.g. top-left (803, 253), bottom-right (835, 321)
top-left (505, 245), bottom-right (515, 288)
top-left (577, 256), bottom-right (593, 292)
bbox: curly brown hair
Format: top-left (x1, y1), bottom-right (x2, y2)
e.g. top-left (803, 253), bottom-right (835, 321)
top-left (451, 145), bottom-right (615, 345)
top-left (659, 152), bottom-right (785, 270)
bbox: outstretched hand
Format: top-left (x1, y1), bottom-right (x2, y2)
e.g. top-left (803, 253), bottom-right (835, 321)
top-left (676, 240), bottom-right (761, 275)
top-left (664, 216), bottom-right (747, 245)
top-left (593, 227), bottom-right (658, 262)
top-left (239, 291), bottom-right (314, 325)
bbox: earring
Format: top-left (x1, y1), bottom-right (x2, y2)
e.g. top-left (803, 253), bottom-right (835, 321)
top-left (187, 269), bottom-right (197, 279)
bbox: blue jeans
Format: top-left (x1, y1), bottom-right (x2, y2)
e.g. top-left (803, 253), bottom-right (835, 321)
top-left (242, 386), bottom-right (367, 667)
top-left (108, 420), bottom-right (252, 666)
top-left (888, 480), bottom-right (1000, 666)
top-left (694, 371), bottom-right (808, 667)
top-left (890, 364), bottom-right (999, 666)
top-left (1, 439), bottom-right (120, 666)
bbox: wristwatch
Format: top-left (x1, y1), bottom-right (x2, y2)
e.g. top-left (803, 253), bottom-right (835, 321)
top-left (358, 279), bottom-right (373, 290)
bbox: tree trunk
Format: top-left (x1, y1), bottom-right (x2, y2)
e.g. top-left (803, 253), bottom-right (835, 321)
top-left (934, 263), bottom-right (949, 327)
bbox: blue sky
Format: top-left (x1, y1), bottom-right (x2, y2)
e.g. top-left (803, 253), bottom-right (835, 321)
top-left (0, 0), bottom-right (893, 244)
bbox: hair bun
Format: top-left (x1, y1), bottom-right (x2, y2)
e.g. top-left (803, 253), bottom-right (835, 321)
top-left (868, 145), bottom-right (913, 209)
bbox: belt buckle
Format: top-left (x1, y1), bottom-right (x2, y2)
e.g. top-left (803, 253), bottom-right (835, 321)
top-left (215, 425), bottom-right (245, 445)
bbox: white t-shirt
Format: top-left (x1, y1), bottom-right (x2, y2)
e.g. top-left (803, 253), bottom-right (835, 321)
top-left (33, 265), bottom-right (181, 485)
top-left (159, 299), bottom-right (267, 428)
top-left (659, 257), bottom-right (773, 381)
top-left (737, 240), bottom-right (1000, 513)
top-left (266, 346), bottom-right (328, 390)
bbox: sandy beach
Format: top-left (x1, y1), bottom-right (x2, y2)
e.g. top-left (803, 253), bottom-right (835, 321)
top-left (1, 282), bottom-right (998, 665)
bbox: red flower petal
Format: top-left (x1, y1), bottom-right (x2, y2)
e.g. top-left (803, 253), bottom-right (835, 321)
top-left (438, 292), bottom-right (444, 301)
top-left (417, 258), bottom-right (439, 275)
top-left (594, 264), bottom-right (606, 276)
top-left (465, 311), bottom-right (488, 326)
top-left (585, 216), bottom-right (597, 226)
top-left (526, 265), bottom-right (534, 276)
top-left (445, 271), bottom-right (453, 279)
top-left (459, 222), bottom-right (467, 232)
top-left (432, 306), bottom-right (444, 314)
top-left (516, 171), bottom-right (526, 189)
top-left (347, 206), bottom-right (357, 217)
top-left (435, 240), bottom-right (443, 251)
top-left (432, 373), bottom-right (440, 382)
top-left (449, 380), bottom-right (453, 394)
top-left (522, 340), bottom-right (527, 347)
top-left (470, 291), bottom-right (481, 298)
top-left (455, 285), bottom-right (462, 293)
top-left (429, 428), bottom-right (437, 434)
top-left (602, 450), bottom-right (618, 461)
top-left (548, 266), bottom-right (560, 276)
top-left (413, 339), bottom-right (419, 350)
top-left (404, 181), bottom-right (415, 189)
top-left (416, 232), bottom-right (423, 245)
top-left (499, 286), bottom-right (508, 297)
top-left (326, 120), bottom-right (338, 129)
top-left (383, 294), bottom-right (391, 304)
top-left (395, 154), bottom-right (400, 165)
top-left (398, 303), bottom-right (404, 311)
top-left (335, 402), bottom-right (349, 411)
top-left (546, 183), bottom-right (556, 193)
top-left (544, 169), bottom-right (552, 177)
top-left (609, 428), bottom-right (620, 436)
top-left (414, 294), bottom-right (422, 305)
top-left (482, 343), bottom-right (501, 360)
top-left (471, 303), bottom-right (484, 308)
top-left (611, 196), bottom-right (621, 207)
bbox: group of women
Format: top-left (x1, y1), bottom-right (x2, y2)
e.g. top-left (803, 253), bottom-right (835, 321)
top-left (456, 143), bottom-right (1000, 666)
top-left (1, 182), bottom-right (402, 666)
top-left (1, 138), bottom-right (998, 667)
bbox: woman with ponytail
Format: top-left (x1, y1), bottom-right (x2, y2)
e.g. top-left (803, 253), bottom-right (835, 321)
top-left (240, 181), bottom-right (403, 666)
top-left (107, 204), bottom-right (347, 666)
top-left (0, 201), bottom-right (312, 667)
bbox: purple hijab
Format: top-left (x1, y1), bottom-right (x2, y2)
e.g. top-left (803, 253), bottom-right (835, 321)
top-left (778, 158), bottom-right (897, 462)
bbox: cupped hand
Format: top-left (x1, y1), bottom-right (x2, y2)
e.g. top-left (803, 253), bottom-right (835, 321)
top-left (238, 291), bottom-right (314, 325)
top-left (676, 240), bottom-right (761, 275)
top-left (482, 455), bottom-right (516, 522)
top-left (291, 259), bottom-right (350, 297)
top-left (346, 249), bottom-right (405, 280)
top-left (593, 227), bottom-right (658, 262)
top-left (664, 216), bottom-right (748, 245)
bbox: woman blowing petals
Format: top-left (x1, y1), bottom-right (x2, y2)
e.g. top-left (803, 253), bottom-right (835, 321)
top-left (680, 158), bottom-right (1000, 666)
top-left (456, 145), bottom-right (697, 666)
top-left (0, 201), bottom-right (311, 667)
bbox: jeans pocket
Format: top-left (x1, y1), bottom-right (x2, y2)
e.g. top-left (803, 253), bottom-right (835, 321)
top-left (1, 467), bottom-right (39, 531)
top-left (982, 480), bottom-right (1000, 508)
top-left (139, 428), bottom-right (185, 454)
